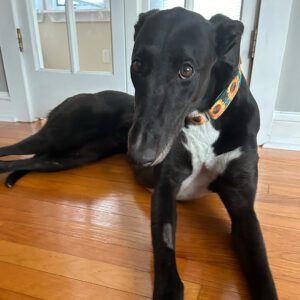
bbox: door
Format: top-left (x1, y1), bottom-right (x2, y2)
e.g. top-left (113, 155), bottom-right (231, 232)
top-left (15, 0), bottom-right (127, 118)
top-left (0, 0), bottom-right (33, 121)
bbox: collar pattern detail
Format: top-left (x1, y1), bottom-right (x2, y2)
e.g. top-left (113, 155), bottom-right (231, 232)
top-left (188, 66), bottom-right (243, 125)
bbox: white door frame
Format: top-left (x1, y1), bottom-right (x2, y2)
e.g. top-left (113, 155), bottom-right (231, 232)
top-left (124, 0), bottom-right (138, 95)
top-left (250, 0), bottom-right (293, 145)
top-left (0, 0), bottom-right (33, 121)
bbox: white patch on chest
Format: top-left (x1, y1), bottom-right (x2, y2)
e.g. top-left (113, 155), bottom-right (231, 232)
top-left (177, 122), bottom-right (242, 201)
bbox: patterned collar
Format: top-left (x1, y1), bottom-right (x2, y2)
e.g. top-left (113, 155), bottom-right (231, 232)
top-left (188, 66), bottom-right (243, 125)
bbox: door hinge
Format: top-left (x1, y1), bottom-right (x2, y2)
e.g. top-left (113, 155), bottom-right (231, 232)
top-left (16, 28), bottom-right (23, 52)
top-left (248, 28), bottom-right (258, 59)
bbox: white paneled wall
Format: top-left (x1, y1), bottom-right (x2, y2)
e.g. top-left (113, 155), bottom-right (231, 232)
top-left (275, 0), bottom-right (300, 112)
top-left (264, 0), bottom-right (300, 151)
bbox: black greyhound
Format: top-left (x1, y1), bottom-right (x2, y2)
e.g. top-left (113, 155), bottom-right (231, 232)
top-left (0, 8), bottom-right (277, 300)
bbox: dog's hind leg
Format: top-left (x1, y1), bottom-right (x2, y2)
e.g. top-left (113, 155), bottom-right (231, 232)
top-left (0, 155), bottom-right (51, 174)
top-left (1, 136), bottom-right (124, 186)
top-left (0, 132), bottom-right (46, 157)
top-left (0, 152), bottom-right (98, 175)
top-left (5, 170), bottom-right (30, 188)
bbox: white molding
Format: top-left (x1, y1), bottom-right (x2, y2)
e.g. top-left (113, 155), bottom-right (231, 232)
top-left (0, 98), bottom-right (17, 121)
top-left (65, 0), bottom-right (80, 73)
top-left (0, 114), bottom-right (17, 122)
top-left (264, 112), bottom-right (300, 151)
top-left (0, 0), bottom-right (34, 121)
top-left (138, 0), bottom-right (149, 12)
top-left (124, 0), bottom-right (138, 95)
top-left (27, 0), bottom-right (45, 69)
top-left (185, 0), bottom-right (194, 11)
top-left (0, 92), bottom-right (10, 101)
top-left (239, 0), bottom-right (258, 82)
top-left (273, 111), bottom-right (300, 122)
top-left (263, 143), bottom-right (300, 152)
top-left (250, 0), bottom-right (293, 145)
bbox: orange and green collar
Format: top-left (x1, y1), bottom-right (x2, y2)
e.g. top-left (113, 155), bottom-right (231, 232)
top-left (188, 66), bottom-right (243, 125)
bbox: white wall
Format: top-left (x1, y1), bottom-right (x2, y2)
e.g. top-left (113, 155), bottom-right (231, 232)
top-left (275, 0), bottom-right (300, 112)
top-left (264, 0), bottom-right (300, 151)
top-left (250, 0), bottom-right (293, 145)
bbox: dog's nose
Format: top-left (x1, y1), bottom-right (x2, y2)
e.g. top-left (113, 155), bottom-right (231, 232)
top-left (128, 146), bottom-right (156, 167)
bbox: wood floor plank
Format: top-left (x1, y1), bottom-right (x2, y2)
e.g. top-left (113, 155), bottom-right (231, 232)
top-left (197, 286), bottom-right (249, 300)
top-left (0, 288), bottom-right (41, 300)
top-left (0, 221), bottom-right (247, 294)
top-left (269, 184), bottom-right (300, 198)
top-left (0, 240), bottom-right (200, 299)
top-left (0, 240), bottom-right (152, 297)
top-left (0, 261), bottom-right (148, 300)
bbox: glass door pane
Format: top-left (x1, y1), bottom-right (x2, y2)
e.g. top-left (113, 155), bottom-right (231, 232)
top-left (150, 0), bottom-right (185, 9)
top-left (193, 0), bottom-right (242, 20)
top-left (34, 0), bottom-right (71, 69)
top-left (0, 48), bottom-right (8, 93)
top-left (74, 0), bottom-right (113, 72)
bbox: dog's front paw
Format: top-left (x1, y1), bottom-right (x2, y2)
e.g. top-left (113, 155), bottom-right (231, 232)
top-left (153, 280), bottom-right (184, 300)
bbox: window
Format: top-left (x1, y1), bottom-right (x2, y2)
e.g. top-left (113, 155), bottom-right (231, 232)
top-left (35, 0), bottom-right (110, 13)
top-left (193, 0), bottom-right (242, 20)
top-left (56, 0), bottom-right (110, 11)
top-left (149, 0), bottom-right (242, 20)
top-left (150, 0), bottom-right (185, 10)
top-left (33, 0), bottom-right (112, 71)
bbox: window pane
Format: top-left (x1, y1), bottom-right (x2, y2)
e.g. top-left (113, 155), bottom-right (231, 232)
top-left (0, 48), bottom-right (9, 93)
top-left (193, 0), bottom-right (242, 20)
top-left (150, 0), bottom-right (185, 10)
top-left (34, 0), bottom-right (71, 69)
top-left (75, 0), bottom-right (112, 72)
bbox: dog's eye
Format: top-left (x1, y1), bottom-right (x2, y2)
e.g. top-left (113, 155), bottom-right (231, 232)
top-left (179, 64), bottom-right (193, 79)
top-left (131, 60), bottom-right (142, 73)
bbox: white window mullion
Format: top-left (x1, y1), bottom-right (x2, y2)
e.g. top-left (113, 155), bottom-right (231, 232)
top-left (185, 0), bottom-right (194, 11)
top-left (27, 0), bottom-right (44, 69)
top-left (65, 0), bottom-right (80, 73)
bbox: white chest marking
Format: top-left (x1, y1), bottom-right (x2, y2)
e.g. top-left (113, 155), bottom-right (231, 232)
top-left (177, 122), bottom-right (242, 201)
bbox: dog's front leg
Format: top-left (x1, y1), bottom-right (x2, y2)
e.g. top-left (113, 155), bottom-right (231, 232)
top-left (151, 181), bottom-right (183, 300)
top-left (221, 192), bottom-right (277, 299)
top-left (211, 153), bottom-right (278, 299)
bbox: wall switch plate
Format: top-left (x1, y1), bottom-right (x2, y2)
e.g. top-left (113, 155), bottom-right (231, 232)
top-left (102, 49), bottom-right (110, 64)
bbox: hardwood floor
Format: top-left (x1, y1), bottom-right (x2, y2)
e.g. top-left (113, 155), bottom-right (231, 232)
top-left (0, 121), bottom-right (299, 300)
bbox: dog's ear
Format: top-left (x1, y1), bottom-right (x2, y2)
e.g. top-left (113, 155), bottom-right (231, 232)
top-left (134, 9), bottom-right (159, 41)
top-left (210, 14), bottom-right (244, 66)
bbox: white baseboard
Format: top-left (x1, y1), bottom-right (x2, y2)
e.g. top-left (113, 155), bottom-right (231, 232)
top-left (263, 111), bottom-right (300, 151)
top-left (0, 114), bottom-right (17, 122)
top-left (264, 142), bottom-right (300, 151)
top-left (0, 92), bottom-right (10, 101)
top-left (273, 111), bottom-right (300, 122)
top-left (0, 97), bottom-right (17, 122)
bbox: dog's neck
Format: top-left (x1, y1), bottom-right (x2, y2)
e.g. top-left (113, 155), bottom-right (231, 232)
top-left (203, 62), bottom-right (239, 106)
top-left (189, 64), bottom-right (242, 125)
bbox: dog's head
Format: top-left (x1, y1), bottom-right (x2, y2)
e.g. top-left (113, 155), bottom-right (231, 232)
top-left (128, 8), bottom-right (244, 166)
